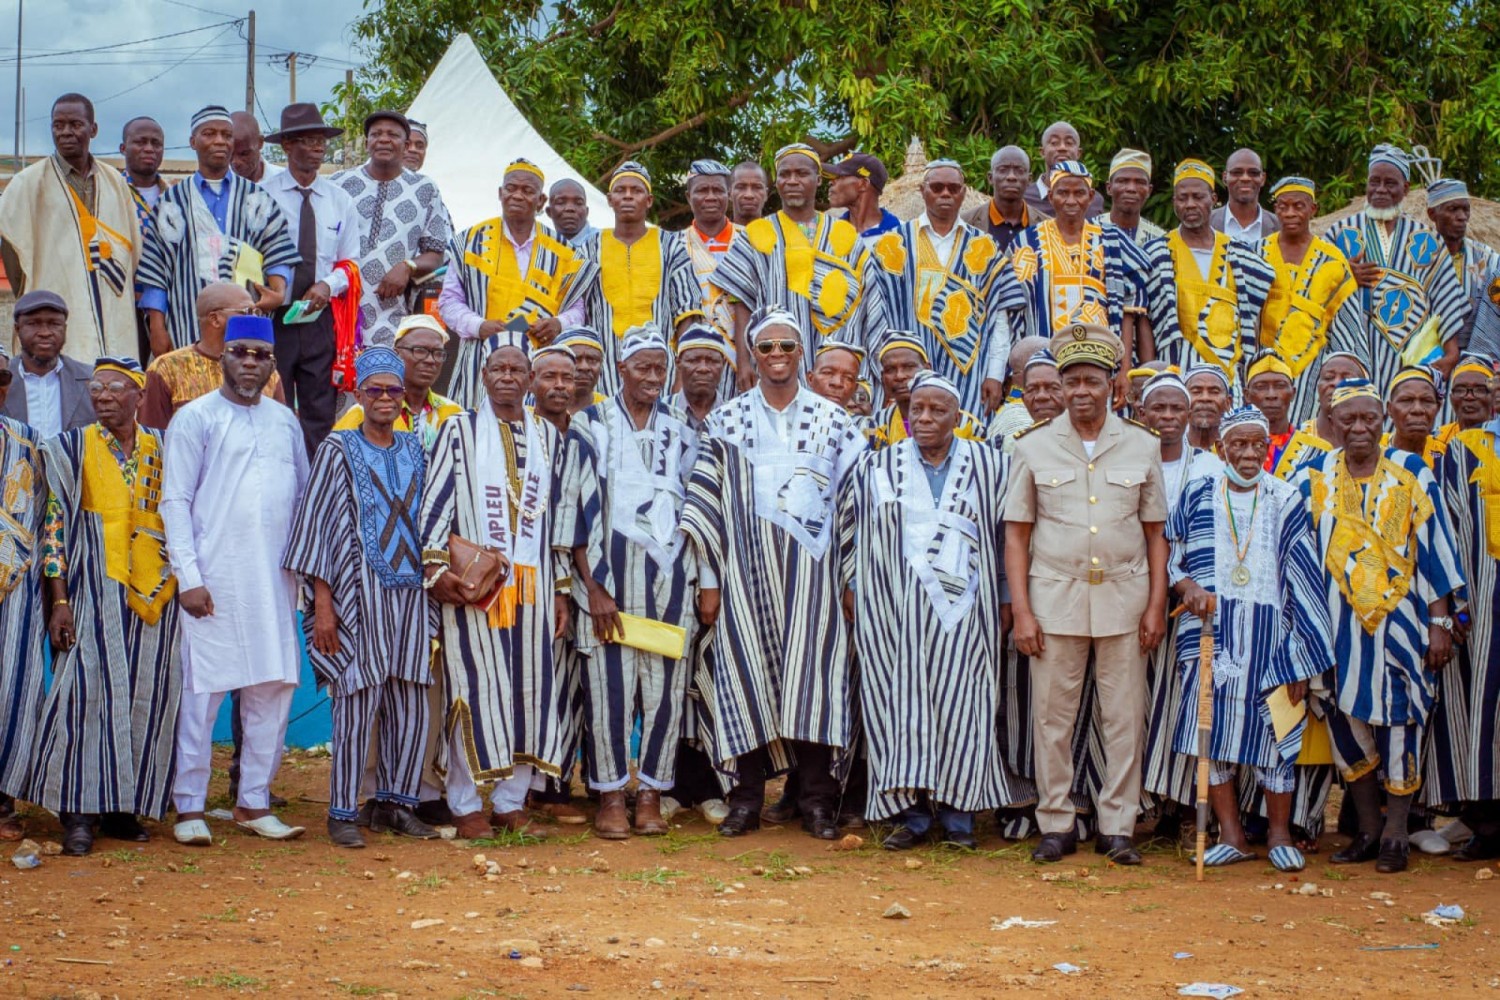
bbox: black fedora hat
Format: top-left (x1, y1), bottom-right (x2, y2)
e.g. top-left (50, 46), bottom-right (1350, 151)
top-left (266, 102), bottom-right (344, 143)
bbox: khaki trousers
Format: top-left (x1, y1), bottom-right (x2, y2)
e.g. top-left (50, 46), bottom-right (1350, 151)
top-left (1031, 632), bottom-right (1147, 837)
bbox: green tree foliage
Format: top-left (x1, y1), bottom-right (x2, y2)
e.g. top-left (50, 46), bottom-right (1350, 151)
top-left (342, 0), bottom-right (1500, 220)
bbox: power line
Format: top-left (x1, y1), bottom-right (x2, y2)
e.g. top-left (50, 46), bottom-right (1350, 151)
top-left (158, 0), bottom-right (239, 17)
top-left (0, 20), bottom-right (240, 64)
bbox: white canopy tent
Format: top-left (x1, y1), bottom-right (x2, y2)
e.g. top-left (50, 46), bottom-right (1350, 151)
top-left (404, 33), bottom-right (612, 230)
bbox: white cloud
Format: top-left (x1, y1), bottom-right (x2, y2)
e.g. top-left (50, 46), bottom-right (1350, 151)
top-left (7, 0), bottom-right (366, 156)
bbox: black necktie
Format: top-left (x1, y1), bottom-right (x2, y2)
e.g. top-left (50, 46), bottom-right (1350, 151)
top-left (292, 187), bottom-right (317, 300)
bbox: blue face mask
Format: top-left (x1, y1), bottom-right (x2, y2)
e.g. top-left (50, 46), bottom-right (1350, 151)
top-left (1224, 462), bottom-right (1265, 488)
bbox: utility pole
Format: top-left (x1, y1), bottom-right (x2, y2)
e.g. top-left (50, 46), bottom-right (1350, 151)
top-left (343, 68), bottom-right (355, 166)
top-left (287, 53), bottom-right (297, 103)
top-left (13, 0), bottom-right (22, 164)
top-left (244, 9), bottom-right (256, 114)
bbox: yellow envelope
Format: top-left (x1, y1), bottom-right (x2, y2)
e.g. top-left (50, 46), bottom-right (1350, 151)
top-left (614, 613), bottom-right (687, 659)
top-left (1266, 685), bottom-right (1333, 765)
top-left (232, 243), bottom-right (265, 289)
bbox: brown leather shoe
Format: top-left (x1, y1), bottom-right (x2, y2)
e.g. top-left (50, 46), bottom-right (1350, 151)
top-left (534, 800), bottom-right (589, 825)
top-left (634, 788), bottom-right (668, 836)
top-left (491, 809), bottom-right (550, 840)
top-left (452, 810), bottom-right (494, 840)
top-left (593, 790), bottom-right (630, 840)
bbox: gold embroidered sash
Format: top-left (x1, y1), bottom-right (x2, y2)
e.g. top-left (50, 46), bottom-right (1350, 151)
top-left (1169, 230), bottom-right (1240, 374)
top-left (1323, 454), bottom-right (1426, 634)
top-left (1260, 236), bottom-right (1356, 376)
top-left (1459, 429), bottom-right (1500, 560)
top-left (465, 221), bottom-right (576, 324)
top-left (599, 228), bottom-right (663, 337)
top-left (79, 429), bottom-right (176, 624)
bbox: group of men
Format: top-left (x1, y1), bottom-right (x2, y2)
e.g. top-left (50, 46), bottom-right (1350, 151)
top-left (1, 91), bottom-right (1498, 873)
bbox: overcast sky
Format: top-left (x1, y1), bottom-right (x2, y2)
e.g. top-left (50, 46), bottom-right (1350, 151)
top-left (3, 0), bottom-right (367, 159)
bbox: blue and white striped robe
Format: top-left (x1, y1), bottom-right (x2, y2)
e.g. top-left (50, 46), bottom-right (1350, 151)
top-left (1006, 219), bottom-right (1152, 343)
top-left (556, 396), bottom-right (701, 786)
top-left (416, 411), bottom-right (569, 780)
top-left (0, 417), bottom-right (48, 798)
top-left (1293, 448), bottom-right (1465, 728)
top-left (28, 427), bottom-right (182, 818)
top-left (1425, 426), bottom-right (1500, 807)
top-left (839, 438), bottom-right (1019, 817)
top-left (1167, 474), bottom-right (1335, 776)
top-left (679, 387), bottom-right (867, 775)
top-left (136, 172), bottom-right (301, 350)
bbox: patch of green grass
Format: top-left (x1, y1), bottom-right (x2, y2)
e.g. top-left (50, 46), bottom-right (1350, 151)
top-left (186, 971), bottom-right (264, 990)
top-left (1322, 867), bottom-right (1353, 881)
top-left (468, 829), bottom-right (549, 848)
top-left (615, 866), bottom-right (687, 885)
top-left (1126, 902), bottom-right (1164, 914)
top-left (654, 831), bottom-right (719, 855)
top-left (403, 873), bottom-right (447, 895)
top-left (204, 905), bottom-right (242, 923)
top-left (102, 848), bottom-right (148, 864)
top-left (338, 986), bottom-right (387, 996)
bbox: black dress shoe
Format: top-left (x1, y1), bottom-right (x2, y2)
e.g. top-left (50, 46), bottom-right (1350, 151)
top-left (882, 826), bottom-right (925, 851)
top-left (718, 806), bottom-right (761, 837)
top-left (371, 801), bottom-right (440, 840)
top-left (941, 830), bottom-right (978, 851)
top-left (327, 817), bottom-right (366, 848)
top-left (59, 813), bottom-right (96, 856)
top-left (99, 812), bottom-right (150, 842)
top-left (762, 796), bottom-right (800, 824)
top-left (413, 798), bottom-right (455, 826)
top-left (1375, 836), bottom-right (1410, 873)
top-left (354, 800), bottom-right (375, 828)
top-left (1095, 835), bottom-right (1142, 865)
top-left (1454, 833), bottom-right (1500, 862)
top-left (269, 792), bottom-right (288, 809)
top-left (1031, 831), bottom-right (1077, 862)
top-left (1331, 831), bottom-right (1380, 864)
top-left (802, 807), bottom-right (839, 840)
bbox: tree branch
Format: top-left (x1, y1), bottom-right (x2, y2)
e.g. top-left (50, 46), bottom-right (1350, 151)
top-left (541, 1), bottom-right (623, 47)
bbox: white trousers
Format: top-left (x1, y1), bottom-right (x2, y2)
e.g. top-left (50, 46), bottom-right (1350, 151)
top-left (444, 730), bottom-right (543, 816)
top-left (173, 681), bottom-right (295, 813)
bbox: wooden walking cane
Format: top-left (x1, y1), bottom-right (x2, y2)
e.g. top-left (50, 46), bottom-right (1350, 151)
top-left (1193, 595), bottom-right (1217, 882)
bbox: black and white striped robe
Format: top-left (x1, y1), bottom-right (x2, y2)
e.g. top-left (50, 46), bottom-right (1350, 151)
top-left (839, 437), bottom-right (1018, 817)
top-left (136, 173), bottom-right (301, 350)
top-left (0, 418), bottom-right (48, 797)
top-left (28, 427), bottom-right (182, 818)
top-left (1425, 427), bottom-right (1500, 809)
top-left (680, 387), bottom-right (867, 777)
top-left (556, 397), bottom-right (701, 786)
top-left (416, 411), bottom-right (569, 780)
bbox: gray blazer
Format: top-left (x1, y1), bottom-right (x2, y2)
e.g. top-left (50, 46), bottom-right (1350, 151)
top-left (1, 354), bottom-right (95, 433)
top-left (1210, 205), bottom-right (1280, 239)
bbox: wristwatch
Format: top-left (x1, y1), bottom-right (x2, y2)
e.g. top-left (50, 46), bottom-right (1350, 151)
top-left (1431, 615), bottom-right (1454, 632)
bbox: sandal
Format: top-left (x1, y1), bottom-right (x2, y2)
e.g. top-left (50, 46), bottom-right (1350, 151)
top-left (1203, 843), bottom-right (1259, 866)
top-left (1268, 844), bottom-right (1306, 872)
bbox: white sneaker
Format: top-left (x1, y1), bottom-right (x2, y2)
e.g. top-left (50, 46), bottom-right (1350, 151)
top-left (1410, 829), bottom-right (1451, 855)
top-left (174, 819), bottom-right (213, 846)
top-left (697, 798), bottom-right (730, 825)
top-left (1439, 820), bottom-right (1473, 845)
top-left (659, 796), bottom-right (682, 821)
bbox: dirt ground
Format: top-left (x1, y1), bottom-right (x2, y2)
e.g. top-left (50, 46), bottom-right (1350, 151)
top-left (1, 749), bottom-right (1494, 1000)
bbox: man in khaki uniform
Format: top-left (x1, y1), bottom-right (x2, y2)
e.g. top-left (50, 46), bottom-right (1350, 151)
top-left (1004, 322), bottom-right (1169, 864)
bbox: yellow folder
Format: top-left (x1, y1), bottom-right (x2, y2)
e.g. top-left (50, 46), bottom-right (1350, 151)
top-left (232, 243), bottom-right (265, 289)
top-left (1266, 685), bottom-right (1333, 765)
top-left (614, 613), bottom-right (687, 659)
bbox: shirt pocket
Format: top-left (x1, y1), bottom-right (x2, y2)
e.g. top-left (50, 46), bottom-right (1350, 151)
top-left (1034, 469), bottom-right (1077, 521)
top-left (1105, 468), bottom-right (1146, 519)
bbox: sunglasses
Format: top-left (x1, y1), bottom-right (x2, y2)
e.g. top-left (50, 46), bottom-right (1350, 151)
top-left (925, 182), bottom-right (965, 196)
top-left (361, 385), bottom-right (406, 399)
top-left (226, 345), bottom-right (275, 361)
top-left (754, 339), bottom-right (799, 356)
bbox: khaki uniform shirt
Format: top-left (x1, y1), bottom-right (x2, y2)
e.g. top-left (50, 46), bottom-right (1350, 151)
top-left (1004, 411), bottom-right (1166, 637)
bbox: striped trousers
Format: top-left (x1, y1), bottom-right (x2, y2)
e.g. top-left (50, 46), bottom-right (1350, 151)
top-left (581, 645), bottom-right (688, 791)
top-left (1328, 714), bottom-right (1424, 796)
top-left (329, 678), bottom-right (429, 821)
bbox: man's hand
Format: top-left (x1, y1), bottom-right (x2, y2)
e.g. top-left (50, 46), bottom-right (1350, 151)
top-left (300, 281), bottom-right (332, 313)
top-left (736, 364), bottom-right (757, 394)
top-left (424, 565), bottom-right (467, 605)
top-left (1139, 600), bottom-right (1167, 653)
top-left (841, 586), bottom-right (855, 624)
top-left (477, 319), bottom-right (508, 339)
top-left (249, 280), bottom-right (284, 314)
top-left (1112, 369), bottom-right (1132, 409)
top-left (312, 604), bottom-right (341, 657)
top-left (179, 586), bottom-right (215, 619)
top-left (377, 261), bottom-right (413, 300)
top-left (552, 593), bottom-right (571, 640)
top-left (1286, 680), bottom-right (1309, 707)
top-left (147, 311), bottom-right (172, 359)
top-left (586, 585), bottom-right (623, 643)
top-left (981, 378), bottom-right (1004, 415)
top-left (1426, 623), bottom-right (1454, 670)
top-left (1349, 251), bottom-right (1381, 290)
top-left (1175, 578), bottom-right (1214, 620)
top-left (1012, 608), bottom-right (1045, 657)
top-left (48, 602), bottom-right (76, 653)
top-left (696, 587), bottom-right (720, 627)
top-left (528, 316), bottom-right (562, 346)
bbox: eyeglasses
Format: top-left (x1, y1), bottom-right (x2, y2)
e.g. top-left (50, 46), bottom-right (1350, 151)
top-left (397, 344), bottom-right (447, 361)
top-left (1451, 385), bottom-right (1492, 397)
top-left (754, 339), bottom-right (799, 356)
top-left (212, 306), bottom-right (251, 317)
top-left (925, 182), bottom-right (965, 196)
top-left (361, 385), bottom-right (406, 399)
top-left (88, 379), bottom-right (138, 397)
top-left (226, 345), bottom-right (275, 361)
